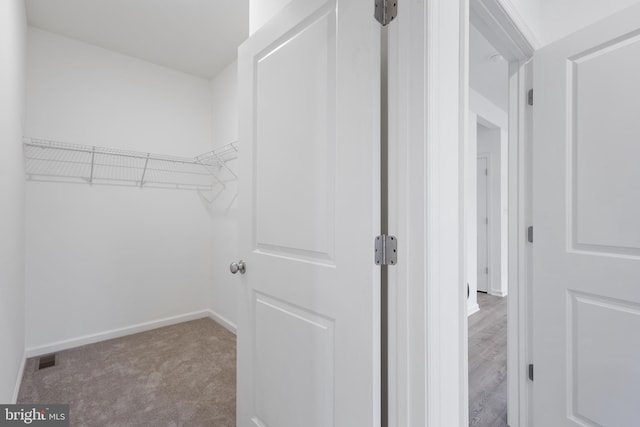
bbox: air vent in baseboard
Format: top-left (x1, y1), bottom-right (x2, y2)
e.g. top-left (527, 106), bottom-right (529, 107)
top-left (38, 354), bottom-right (56, 370)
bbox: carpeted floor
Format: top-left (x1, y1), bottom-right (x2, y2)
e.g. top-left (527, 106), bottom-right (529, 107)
top-left (17, 318), bottom-right (236, 427)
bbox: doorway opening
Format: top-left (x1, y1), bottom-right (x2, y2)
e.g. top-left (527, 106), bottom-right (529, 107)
top-left (465, 3), bottom-right (534, 426)
top-left (467, 22), bottom-right (510, 427)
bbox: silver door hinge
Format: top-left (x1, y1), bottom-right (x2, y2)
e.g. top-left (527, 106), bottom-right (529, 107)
top-left (375, 235), bottom-right (397, 266)
top-left (528, 89), bottom-right (534, 106)
top-left (375, 0), bottom-right (397, 26)
top-left (528, 364), bottom-right (534, 381)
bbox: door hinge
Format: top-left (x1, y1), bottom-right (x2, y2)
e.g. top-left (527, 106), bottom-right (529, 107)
top-left (485, 266), bottom-right (488, 275)
top-left (527, 226), bottom-right (533, 243)
top-left (374, 0), bottom-right (397, 26)
top-left (485, 168), bottom-right (488, 176)
top-left (528, 89), bottom-right (534, 106)
top-left (485, 217), bottom-right (488, 225)
top-left (375, 234), bottom-right (397, 266)
top-left (528, 363), bottom-right (534, 381)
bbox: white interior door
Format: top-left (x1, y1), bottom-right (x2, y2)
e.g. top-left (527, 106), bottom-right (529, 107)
top-left (237, 0), bottom-right (380, 426)
top-left (477, 156), bottom-right (489, 293)
top-left (533, 5), bottom-right (640, 426)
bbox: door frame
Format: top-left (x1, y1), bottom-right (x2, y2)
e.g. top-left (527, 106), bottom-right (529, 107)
top-left (387, 1), bottom-right (535, 426)
top-left (476, 153), bottom-right (490, 294)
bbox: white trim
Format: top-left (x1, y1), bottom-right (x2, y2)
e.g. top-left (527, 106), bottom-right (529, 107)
top-left (387, 0), bottom-right (427, 424)
top-left (470, 89), bottom-right (508, 130)
top-left (24, 310), bottom-right (212, 358)
top-left (387, 0), bottom-right (465, 426)
top-left (424, 2), bottom-right (466, 424)
top-left (12, 352), bottom-right (26, 403)
top-left (465, 109), bottom-right (479, 316)
top-left (506, 58), bottom-right (533, 427)
top-left (477, 152), bottom-right (492, 295)
top-left (206, 309), bottom-right (237, 335)
top-left (489, 289), bottom-right (508, 298)
top-left (459, 3), bottom-right (471, 424)
top-left (387, 1), bottom-right (428, 424)
top-left (471, 0), bottom-right (538, 61)
top-left (467, 303), bottom-right (480, 316)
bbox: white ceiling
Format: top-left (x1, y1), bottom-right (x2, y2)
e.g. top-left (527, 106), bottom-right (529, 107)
top-left (25, 0), bottom-right (249, 79)
top-left (25, 3), bottom-right (508, 101)
top-left (470, 24), bottom-right (508, 111)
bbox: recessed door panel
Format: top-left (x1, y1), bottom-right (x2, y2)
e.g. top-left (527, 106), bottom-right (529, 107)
top-left (570, 33), bottom-right (640, 255)
top-left (253, 294), bottom-right (334, 427)
top-left (568, 292), bottom-right (640, 426)
top-left (254, 10), bottom-right (335, 263)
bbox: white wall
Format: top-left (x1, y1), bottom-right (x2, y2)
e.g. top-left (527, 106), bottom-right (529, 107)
top-left (25, 28), bottom-right (214, 353)
top-left (470, 24), bottom-right (509, 111)
top-left (0, 0), bottom-right (26, 403)
top-left (26, 28), bottom-right (212, 155)
top-left (208, 61), bottom-right (240, 329)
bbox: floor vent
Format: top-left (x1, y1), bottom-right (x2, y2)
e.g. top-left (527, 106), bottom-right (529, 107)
top-left (38, 354), bottom-right (56, 370)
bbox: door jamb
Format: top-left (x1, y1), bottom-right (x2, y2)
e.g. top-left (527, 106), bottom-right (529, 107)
top-left (467, 2), bottom-right (536, 427)
top-left (476, 152), bottom-right (491, 294)
top-left (387, 1), bottom-right (535, 426)
top-left (469, 3), bottom-right (536, 427)
top-left (387, 1), bottom-right (467, 426)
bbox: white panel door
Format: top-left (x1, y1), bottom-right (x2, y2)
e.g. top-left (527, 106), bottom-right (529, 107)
top-left (533, 4), bottom-right (640, 426)
top-left (477, 157), bottom-right (489, 293)
top-left (237, 0), bottom-right (380, 426)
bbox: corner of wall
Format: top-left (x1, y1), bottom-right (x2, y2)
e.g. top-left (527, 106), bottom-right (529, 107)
top-left (209, 57), bottom-right (240, 327)
top-left (11, 352), bottom-right (26, 403)
top-left (0, 0), bottom-right (27, 404)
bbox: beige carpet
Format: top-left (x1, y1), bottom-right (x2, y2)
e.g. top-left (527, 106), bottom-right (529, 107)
top-left (17, 318), bottom-right (236, 427)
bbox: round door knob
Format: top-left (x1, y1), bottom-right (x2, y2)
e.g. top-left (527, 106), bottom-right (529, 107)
top-left (230, 260), bottom-right (246, 274)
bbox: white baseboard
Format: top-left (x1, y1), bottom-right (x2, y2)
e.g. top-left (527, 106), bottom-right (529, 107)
top-left (24, 310), bottom-right (211, 358)
top-left (12, 351), bottom-right (26, 403)
top-left (467, 303), bottom-right (480, 316)
top-left (207, 309), bottom-right (237, 335)
top-left (490, 289), bottom-right (508, 297)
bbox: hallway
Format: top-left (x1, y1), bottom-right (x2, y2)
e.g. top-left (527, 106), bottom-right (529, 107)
top-left (469, 292), bottom-right (508, 427)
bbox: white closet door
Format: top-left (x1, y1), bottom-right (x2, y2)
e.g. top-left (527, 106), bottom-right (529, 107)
top-left (236, 0), bottom-right (381, 426)
top-left (533, 4), bottom-right (640, 426)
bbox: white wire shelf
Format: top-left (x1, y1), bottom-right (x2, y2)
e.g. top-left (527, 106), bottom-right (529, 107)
top-left (23, 138), bottom-right (238, 190)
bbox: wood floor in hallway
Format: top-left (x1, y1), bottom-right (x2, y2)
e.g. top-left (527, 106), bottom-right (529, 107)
top-left (469, 292), bottom-right (508, 427)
